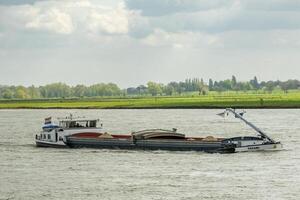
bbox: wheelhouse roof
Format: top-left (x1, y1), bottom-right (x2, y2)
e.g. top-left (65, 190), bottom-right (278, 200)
top-left (58, 118), bottom-right (99, 122)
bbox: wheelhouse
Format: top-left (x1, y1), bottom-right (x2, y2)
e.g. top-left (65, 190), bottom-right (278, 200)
top-left (58, 119), bottom-right (100, 129)
top-left (36, 115), bottom-right (103, 148)
top-left (222, 136), bottom-right (263, 143)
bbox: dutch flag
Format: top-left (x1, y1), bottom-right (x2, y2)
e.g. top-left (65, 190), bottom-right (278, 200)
top-left (44, 117), bottom-right (52, 124)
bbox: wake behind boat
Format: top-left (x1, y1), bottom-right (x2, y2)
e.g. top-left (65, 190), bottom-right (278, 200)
top-left (35, 114), bottom-right (103, 147)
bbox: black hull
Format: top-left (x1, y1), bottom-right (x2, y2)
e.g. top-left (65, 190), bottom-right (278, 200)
top-left (65, 137), bottom-right (235, 153)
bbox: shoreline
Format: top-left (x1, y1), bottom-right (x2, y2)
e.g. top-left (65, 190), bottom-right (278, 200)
top-left (0, 106), bottom-right (300, 109)
top-left (1, 95), bottom-right (300, 109)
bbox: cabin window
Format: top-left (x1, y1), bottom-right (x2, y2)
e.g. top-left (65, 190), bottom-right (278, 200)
top-left (59, 136), bottom-right (63, 141)
top-left (62, 120), bottom-right (98, 128)
top-left (77, 122), bottom-right (86, 127)
top-left (89, 121), bottom-right (96, 127)
top-left (43, 134), bottom-right (46, 139)
top-left (69, 121), bottom-right (86, 128)
top-left (60, 122), bottom-right (67, 128)
top-left (48, 134), bottom-right (51, 140)
top-left (69, 121), bottom-right (76, 128)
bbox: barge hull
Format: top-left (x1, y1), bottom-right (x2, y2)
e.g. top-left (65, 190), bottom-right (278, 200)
top-left (65, 137), bottom-right (234, 153)
top-left (65, 137), bottom-right (134, 149)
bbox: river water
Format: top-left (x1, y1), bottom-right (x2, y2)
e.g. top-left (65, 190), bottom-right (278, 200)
top-left (0, 109), bottom-right (299, 200)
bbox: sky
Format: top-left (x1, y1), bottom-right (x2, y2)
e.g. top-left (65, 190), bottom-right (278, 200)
top-left (0, 0), bottom-right (300, 87)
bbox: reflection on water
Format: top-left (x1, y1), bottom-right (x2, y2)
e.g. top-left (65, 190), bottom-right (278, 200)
top-left (0, 109), bottom-right (299, 200)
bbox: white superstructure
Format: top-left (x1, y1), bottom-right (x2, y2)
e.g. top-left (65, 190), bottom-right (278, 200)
top-left (35, 114), bottom-right (103, 147)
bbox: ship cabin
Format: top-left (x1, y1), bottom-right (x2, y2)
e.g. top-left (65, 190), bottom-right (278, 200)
top-left (222, 136), bottom-right (264, 147)
top-left (36, 117), bottom-right (102, 147)
top-left (58, 118), bottom-right (101, 130)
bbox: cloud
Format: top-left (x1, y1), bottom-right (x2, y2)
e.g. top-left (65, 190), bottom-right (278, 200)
top-left (141, 29), bottom-right (222, 49)
top-left (86, 3), bottom-right (132, 35)
top-left (146, 3), bottom-right (241, 33)
top-left (0, 0), bottom-right (132, 35)
top-left (126, 0), bottom-right (300, 16)
top-left (0, 0), bottom-right (299, 52)
top-left (125, 0), bottom-right (231, 16)
top-left (1, 1), bottom-right (300, 87)
top-left (242, 0), bottom-right (300, 11)
top-left (1, 0), bottom-right (300, 39)
top-left (127, 0), bottom-right (300, 36)
top-left (25, 8), bottom-right (74, 34)
top-left (0, 0), bottom-right (46, 5)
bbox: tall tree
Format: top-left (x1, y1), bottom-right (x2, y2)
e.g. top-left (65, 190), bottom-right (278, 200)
top-left (264, 81), bottom-right (275, 93)
top-left (73, 85), bottom-right (87, 97)
top-left (28, 85), bottom-right (41, 98)
top-left (2, 88), bottom-right (13, 99)
top-left (147, 82), bottom-right (162, 96)
top-left (250, 76), bottom-right (260, 90)
top-left (15, 86), bottom-right (28, 99)
top-left (231, 75), bottom-right (237, 90)
top-left (208, 78), bottom-right (214, 91)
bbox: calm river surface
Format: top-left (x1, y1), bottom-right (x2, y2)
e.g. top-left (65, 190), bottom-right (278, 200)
top-left (0, 109), bottom-right (299, 200)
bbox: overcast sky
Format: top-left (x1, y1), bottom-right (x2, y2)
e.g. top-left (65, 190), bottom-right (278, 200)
top-left (0, 0), bottom-right (300, 87)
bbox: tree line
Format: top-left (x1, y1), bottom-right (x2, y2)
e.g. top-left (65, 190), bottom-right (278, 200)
top-left (0, 83), bottom-right (122, 99)
top-left (208, 76), bottom-right (300, 93)
top-left (0, 76), bottom-right (300, 99)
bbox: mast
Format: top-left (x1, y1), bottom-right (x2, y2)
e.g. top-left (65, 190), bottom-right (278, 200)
top-left (225, 108), bottom-right (275, 143)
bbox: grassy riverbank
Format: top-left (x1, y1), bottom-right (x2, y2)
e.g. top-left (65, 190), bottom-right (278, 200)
top-left (1, 92), bottom-right (300, 109)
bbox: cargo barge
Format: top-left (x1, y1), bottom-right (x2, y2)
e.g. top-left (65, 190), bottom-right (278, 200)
top-left (62, 108), bottom-right (282, 153)
top-left (64, 129), bottom-right (235, 153)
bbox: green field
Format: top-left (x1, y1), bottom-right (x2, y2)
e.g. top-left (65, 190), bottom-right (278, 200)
top-left (1, 91), bottom-right (300, 109)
